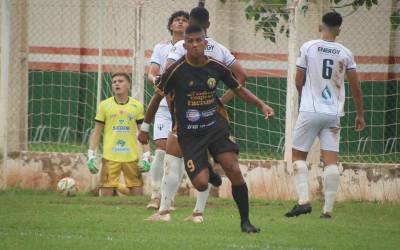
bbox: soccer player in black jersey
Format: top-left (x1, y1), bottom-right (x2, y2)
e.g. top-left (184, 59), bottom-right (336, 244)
top-left (138, 25), bottom-right (274, 233)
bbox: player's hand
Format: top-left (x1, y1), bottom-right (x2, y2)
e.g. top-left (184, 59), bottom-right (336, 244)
top-left (138, 131), bottom-right (149, 145)
top-left (355, 115), bottom-right (365, 132)
top-left (87, 149), bottom-right (98, 174)
top-left (261, 104), bottom-right (275, 119)
top-left (139, 151), bottom-right (151, 172)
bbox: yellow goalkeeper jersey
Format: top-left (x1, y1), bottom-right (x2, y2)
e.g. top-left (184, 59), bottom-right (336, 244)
top-left (95, 97), bottom-right (144, 162)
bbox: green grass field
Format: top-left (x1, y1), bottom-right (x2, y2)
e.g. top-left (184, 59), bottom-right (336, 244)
top-left (0, 189), bottom-right (399, 250)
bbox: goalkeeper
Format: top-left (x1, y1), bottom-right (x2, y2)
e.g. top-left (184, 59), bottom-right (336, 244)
top-left (87, 72), bottom-right (151, 196)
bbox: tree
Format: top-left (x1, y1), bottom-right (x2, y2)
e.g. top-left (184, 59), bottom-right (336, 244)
top-left (220, 0), bottom-right (399, 43)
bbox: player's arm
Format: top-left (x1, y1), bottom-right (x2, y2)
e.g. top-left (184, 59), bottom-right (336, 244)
top-left (295, 68), bottom-right (306, 96)
top-left (165, 59), bottom-right (175, 70)
top-left (346, 70), bottom-right (365, 132)
top-left (220, 61), bottom-right (248, 105)
top-left (137, 93), bottom-right (163, 146)
top-left (136, 119), bottom-right (152, 172)
top-left (165, 41), bottom-right (185, 69)
top-left (87, 122), bottom-right (103, 174)
top-left (295, 43), bottom-right (307, 97)
top-left (148, 63), bottom-right (161, 85)
top-left (138, 57), bottom-right (178, 145)
top-left (148, 45), bottom-right (162, 84)
top-left (89, 122), bottom-right (103, 151)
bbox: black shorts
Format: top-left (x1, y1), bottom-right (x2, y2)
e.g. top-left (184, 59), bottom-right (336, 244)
top-left (177, 116), bottom-right (239, 181)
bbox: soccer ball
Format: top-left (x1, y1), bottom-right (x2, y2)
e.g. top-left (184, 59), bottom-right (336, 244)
top-left (57, 177), bottom-right (77, 196)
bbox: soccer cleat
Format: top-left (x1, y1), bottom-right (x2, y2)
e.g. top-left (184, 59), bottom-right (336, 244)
top-left (285, 203), bottom-right (312, 217)
top-left (208, 165), bottom-right (222, 187)
top-left (320, 212), bottom-right (332, 219)
top-left (145, 212), bottom-right (171, 222)
top-left (146, 198), bottom-right (160, 210)
top-left (241, 220), bottom-right (261, 233)
top-left (184, 213), bottom-right (204, 223)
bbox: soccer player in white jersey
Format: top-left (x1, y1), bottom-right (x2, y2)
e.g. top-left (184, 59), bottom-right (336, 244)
top-left (285, 12), bottom-right (365, 218)
top-left (144, 6), bottom-right (248, 223)
top-left (146, 10), bottom-right (189, 210)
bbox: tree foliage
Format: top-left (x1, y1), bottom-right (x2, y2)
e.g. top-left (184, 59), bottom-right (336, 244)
top-left (220, 0), bottom-right (399, 42)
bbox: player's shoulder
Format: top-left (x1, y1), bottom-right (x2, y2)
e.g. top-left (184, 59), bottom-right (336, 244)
top-left (206, 37), bottom-right (228, 50)
top-left (301, 39), bottom-right (321, 50)
top-left (169, 56), bottom-right (186, 70)
top-left (163, 56), bottom-right (186, 79)
top-left (333, 42), bottom-right (353, 56)
top-left (98, 97), bottom-right (115, 111)
top-left (171, 40), bottom-right (184, 51)
top-left (173, 40), bottom-right (184, 47)
top-left (153, 40), bottom-right (172, 50)
top-left (100, 96), bottom-right (114, 105)
top-left (128, 97), bottom-right (143, 107)
top-left (208, 57), bottom-right (230, 70)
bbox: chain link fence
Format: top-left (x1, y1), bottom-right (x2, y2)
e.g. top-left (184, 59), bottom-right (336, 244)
top-left (0, 0), bottom-right (398, 163)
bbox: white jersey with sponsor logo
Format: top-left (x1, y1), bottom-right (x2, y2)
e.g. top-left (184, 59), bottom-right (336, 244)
top-left (167, 37), bottom-right (236, 67)
top-left (296, 39), bottom-right (356, 116)
top-left (150, 40), bottom-right (173, 107)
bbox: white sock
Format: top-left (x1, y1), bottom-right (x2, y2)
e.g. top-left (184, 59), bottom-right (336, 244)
top-left (323, 164), bottom-right (340, 213)
top-left (150, 149), bottom-right (165, 199)
top-left (293, 160), bottom-right (309, 205)
top-left (159, 154), bottom-right (182, 212)
top-left (193, 184), bottom-right (211, 214)
top-left (171, 158), bottom-right (185, 202)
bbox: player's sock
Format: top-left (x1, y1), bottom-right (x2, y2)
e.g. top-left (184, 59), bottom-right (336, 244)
top-left (170, 158), bottom-right (185, 208)
top-left (323, 164), bottom-right (340, 214)
top-left (193, 183), bottom-right (211, 214)
top-left (232, 183), bottom-right (260, 233)
top-left (294, 160), bottom-right (309, 205)
top-left (158, 154), bottom-right (182, 212)
top-left (150, 149), bottom-right (165, 199)
top-left (232, 183), bottom-right (250, 223)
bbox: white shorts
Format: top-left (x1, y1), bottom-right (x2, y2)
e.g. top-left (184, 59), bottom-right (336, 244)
top-left (153, 106), bottom-right (172, 140)
top-left (292, 112), bottom-right (341, 152)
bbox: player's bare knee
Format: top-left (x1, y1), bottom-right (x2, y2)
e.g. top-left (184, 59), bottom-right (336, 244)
top-left (192, 179), bottom-right (208, 191)
top-left (194, 182), bottom-right (209, 192)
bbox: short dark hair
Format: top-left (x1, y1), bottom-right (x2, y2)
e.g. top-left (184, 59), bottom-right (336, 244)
top-left (189, 7), bottom-right (209, 26)
top-left (185, 24), bottom-right (204, 36)
top-left (111, 72), bottom-right (131, 83)
top-left (167, 10), bottom-right (189, 34)
top-left (322, 12), bottom-right (342, 28)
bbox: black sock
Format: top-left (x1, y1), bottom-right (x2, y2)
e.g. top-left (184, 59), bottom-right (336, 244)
top-left (232, 183), bottom-right (249, 224)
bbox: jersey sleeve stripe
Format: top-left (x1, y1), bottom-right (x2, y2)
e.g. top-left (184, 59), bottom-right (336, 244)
top-left (209, 58), bottom-right (232, 71)
top-left (150, 61), bottom-right (160, 65)
top-left (94, 119), bottom-right (105, 124)
top-left (226, 58), bottom-right (236, 67)
top-left (346, 67), bottom-right (356, 71)
top-left (163, 59), bottom-right (186, 85)
top-left (296, 65), bottom-right (307, 70)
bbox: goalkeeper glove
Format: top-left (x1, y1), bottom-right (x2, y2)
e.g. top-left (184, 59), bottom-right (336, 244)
top-left (87, 149), bottom-right (98, 174)
top-left (139, 151), bottom-right (151, 172)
